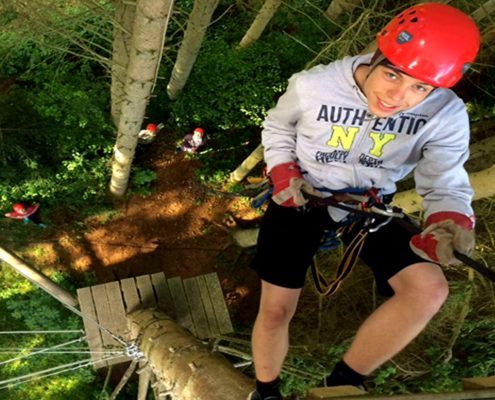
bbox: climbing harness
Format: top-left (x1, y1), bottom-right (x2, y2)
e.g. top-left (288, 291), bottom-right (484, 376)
top-left (307, 189), bottom-right (400, 297)
top-left (304, 191), bottom-right (495, 295)
top-left (247, 174), bottom-right (495, 287)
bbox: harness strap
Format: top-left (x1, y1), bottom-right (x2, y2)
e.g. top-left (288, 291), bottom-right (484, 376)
top-left (311, 223), bottom-right (369, 296)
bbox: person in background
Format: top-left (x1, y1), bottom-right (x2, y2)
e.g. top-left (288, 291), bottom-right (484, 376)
top-left (181, 127), bottom-right (208, 153)
top-left (248, 3), bottom-right (479, 400)
top-left (5, 202), bottom-right (47, 228)
top-left (138, 123), bottom-right (158, 145)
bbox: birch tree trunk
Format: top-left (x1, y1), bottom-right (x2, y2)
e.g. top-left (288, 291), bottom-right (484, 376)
top-left (239, 0), bottom-right (282, 48)
top-left (127, 308), bottom-right (252, 399)
top-left (324, 0), bottom-right (360, 20)
top-left (166, 0), bottom-right (219, 100)
top-left (392, 165), bottom-right (495, 214)
top-left (110, 0), bottom-right (136, 127)
top-left (229, 144), bottom-right (264, 182)
top-left (109, 0), bottom-right (173, 197)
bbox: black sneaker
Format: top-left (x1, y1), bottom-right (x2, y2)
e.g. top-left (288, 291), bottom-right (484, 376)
top-left (247, 391), bottom-right (282, 400)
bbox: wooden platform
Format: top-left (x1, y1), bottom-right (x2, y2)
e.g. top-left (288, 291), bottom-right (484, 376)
top-left (77, 272), bottom-right (234, 368)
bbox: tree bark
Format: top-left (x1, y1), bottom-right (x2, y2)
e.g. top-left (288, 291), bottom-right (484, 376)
top-left (229, 144), bottom-right (264, 182)
top-left (0, 246), bottom-right (78, 307)
top-left (324, 0), bottom-right (360, 20)
top-left (392, 164), bottom-right (495, 214)
top-left (110, 0), bottom-right (136, 127)
top-left (127, 308), bottom-right (252, 399)
top-left (239, 0), bottom-right (282, 48)
top-left (109, 0), bottom-right (173, 197)
top-left (166, 0), bottom-right (219, 100)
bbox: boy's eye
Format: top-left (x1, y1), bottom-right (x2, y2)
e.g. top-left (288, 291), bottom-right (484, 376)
top-left (385, 72), bottom-right (397, 79)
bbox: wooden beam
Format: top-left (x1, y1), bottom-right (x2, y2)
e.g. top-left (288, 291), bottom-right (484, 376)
top-left (463, 376), bottom-right (495, 390)
top-left (0, 246), bottom-right (78, 307)
top-left (302, 388), bottom-right (495, 400)
top-left (127, 308), bottom-right (252, 399)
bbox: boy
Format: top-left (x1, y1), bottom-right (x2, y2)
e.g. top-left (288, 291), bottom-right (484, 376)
top-left (249, 3), bottom-right (480, 399)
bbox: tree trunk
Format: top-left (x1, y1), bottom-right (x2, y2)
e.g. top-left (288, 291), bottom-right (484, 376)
top-left (109, 0), bottom-right (173, 197)
top-left (229, 144), bottom-right (264, 182)
top-left (166, 0), bottom-right (219, 100)
top-left (239, 0), bottom-right (282, 48)
top-left (127, 308), bottom-right (253, 399)
top-left (324, 0), bottom-right (360, 20)
top-left (472, 0), bottom-right (495, 23)
top-left (392, 164), bottom-right (495, 214)
top-left (0, 246), bottom-right (78, 307)
top-left (110, 0), bottom-right (136, 127)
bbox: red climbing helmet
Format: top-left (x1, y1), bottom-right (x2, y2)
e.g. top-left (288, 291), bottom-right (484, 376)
top-left (377, 3), bottom-right (480, 88)
top-left (193, 127), bottom-right (204, 137)
top-left (146, 123), bottom-right (157, 132)
top-left (12, 202), bottom-right (27, 214)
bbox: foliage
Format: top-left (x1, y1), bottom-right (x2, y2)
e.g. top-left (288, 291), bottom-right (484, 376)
top-left (129, 167), bottom-right (157, 197)
top-left (0, 267), bottom-right (106, 400)
top-left (0, 3), bottom-right (114, 213)
top-left (0, 0), bottom-right (494, 398)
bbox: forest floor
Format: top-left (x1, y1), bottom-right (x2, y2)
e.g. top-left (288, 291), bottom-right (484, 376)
top-left (14, 134), bottom-right (264, 329)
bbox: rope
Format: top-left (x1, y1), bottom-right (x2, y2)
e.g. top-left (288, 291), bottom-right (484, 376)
top-left (0, 337), bottom-right (102, 367)
top-left (0, 330), bottom-right (83, 335)
top-left (61, 302), bottom-right (129, 348)
top-left (0, 354), bottom-right (119, 390)
top-left (0, 349), bottom-right (123, 355)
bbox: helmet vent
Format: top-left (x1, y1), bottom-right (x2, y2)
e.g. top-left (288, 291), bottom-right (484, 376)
top-left (398, 19), bottom-right (405, 25)
top-left (410, 17), bottom-right (418, 23)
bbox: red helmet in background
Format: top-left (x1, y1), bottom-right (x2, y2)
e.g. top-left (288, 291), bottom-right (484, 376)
top-left (193, 127), bottom-right (204, 137)
top-left (146, 123), bottom-right (157, 132)
top-left (377, 3), bottom-right (480, 88)
top-left (13, 203), bottom-right (27, 214)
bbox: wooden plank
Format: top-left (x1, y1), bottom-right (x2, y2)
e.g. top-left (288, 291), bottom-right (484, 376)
top-left (105, 281), bottom-right (129, 339)
top-left (167, 276), bottom-right (195, 334)
top-left (104, 281), bottom-right (131, 366)
top-left (302, 389), bottom-right (495, 400)
top-left (463, 376), bottom-right (495, 390)
top-left (77, 287), bottom-right (107, 368)
top-left (203, 272), bottom-right (234, 334)
top-left (183, 277), bottom-right (210, 339)
top-left (91, 284), bottom-right (119, 347)
top-left (196, 275), bottom-right (220, 336)
top-left (120, 277), bottom-right (141, 312)
top-left (150, 272), bottom-right (174, 316)
top-left (307, 386), bottom-right (366, 398)
top-left (135, 275), bottom-right (156, 307)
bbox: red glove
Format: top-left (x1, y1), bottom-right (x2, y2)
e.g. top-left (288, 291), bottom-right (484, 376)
top-left (410, 212), bottom-right (475, 265)
top-left (269, 162), bottom-right (320, 207)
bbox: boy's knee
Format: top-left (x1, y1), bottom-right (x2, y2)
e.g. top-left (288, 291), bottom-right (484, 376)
top-left (257, 304), bottom-right (295, 328)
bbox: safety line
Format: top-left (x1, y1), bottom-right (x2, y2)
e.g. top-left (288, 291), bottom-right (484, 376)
top-left (0, 354), bottom-right (119, 390)
top-left (0, 337), bottom-right (86, 367)
top-left (0, 330), bottom-right (83, 335)
top-left (61, 302), bottom-right (129, 348)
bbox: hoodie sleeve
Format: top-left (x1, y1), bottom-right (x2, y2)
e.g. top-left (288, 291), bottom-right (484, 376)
top-left (261, 73), bottom-right (303, 172)
top-left (414, 99), bottom-right (474, 219)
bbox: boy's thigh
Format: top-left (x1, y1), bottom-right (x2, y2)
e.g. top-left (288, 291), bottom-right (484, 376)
top-left (252, 202), bottom-right (334, 289)
top-left (347, 218), bottom-right (427, 296)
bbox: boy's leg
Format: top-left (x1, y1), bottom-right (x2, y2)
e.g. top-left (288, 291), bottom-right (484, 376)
top-left (326, 219), bottom-right (449, 384)
top-left (250, 201), bottom-right (331, 398)
top-left (252, 281), bottom-right (302, 382)
top-left (342, 261), bottom-right (448, 375)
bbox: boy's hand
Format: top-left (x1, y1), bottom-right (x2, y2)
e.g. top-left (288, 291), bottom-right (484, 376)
top-left (410, 212), bottom-right (475, 265)
top-left (269, 162), bottom-right (320, 207)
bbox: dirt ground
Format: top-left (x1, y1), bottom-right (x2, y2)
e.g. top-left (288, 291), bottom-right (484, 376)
top-left (49, 136), bottom-right (263, 328)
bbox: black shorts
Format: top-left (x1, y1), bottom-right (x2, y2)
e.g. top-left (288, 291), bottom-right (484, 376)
top-left (251, 201), bottom-right (426, 296)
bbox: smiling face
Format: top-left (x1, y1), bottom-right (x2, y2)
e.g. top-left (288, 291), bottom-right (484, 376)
top-left (355, 64), bottom-right (435, 118)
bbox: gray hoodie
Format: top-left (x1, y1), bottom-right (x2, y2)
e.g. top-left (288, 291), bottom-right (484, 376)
top-left (262, 53), bottom-right (473, 220)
